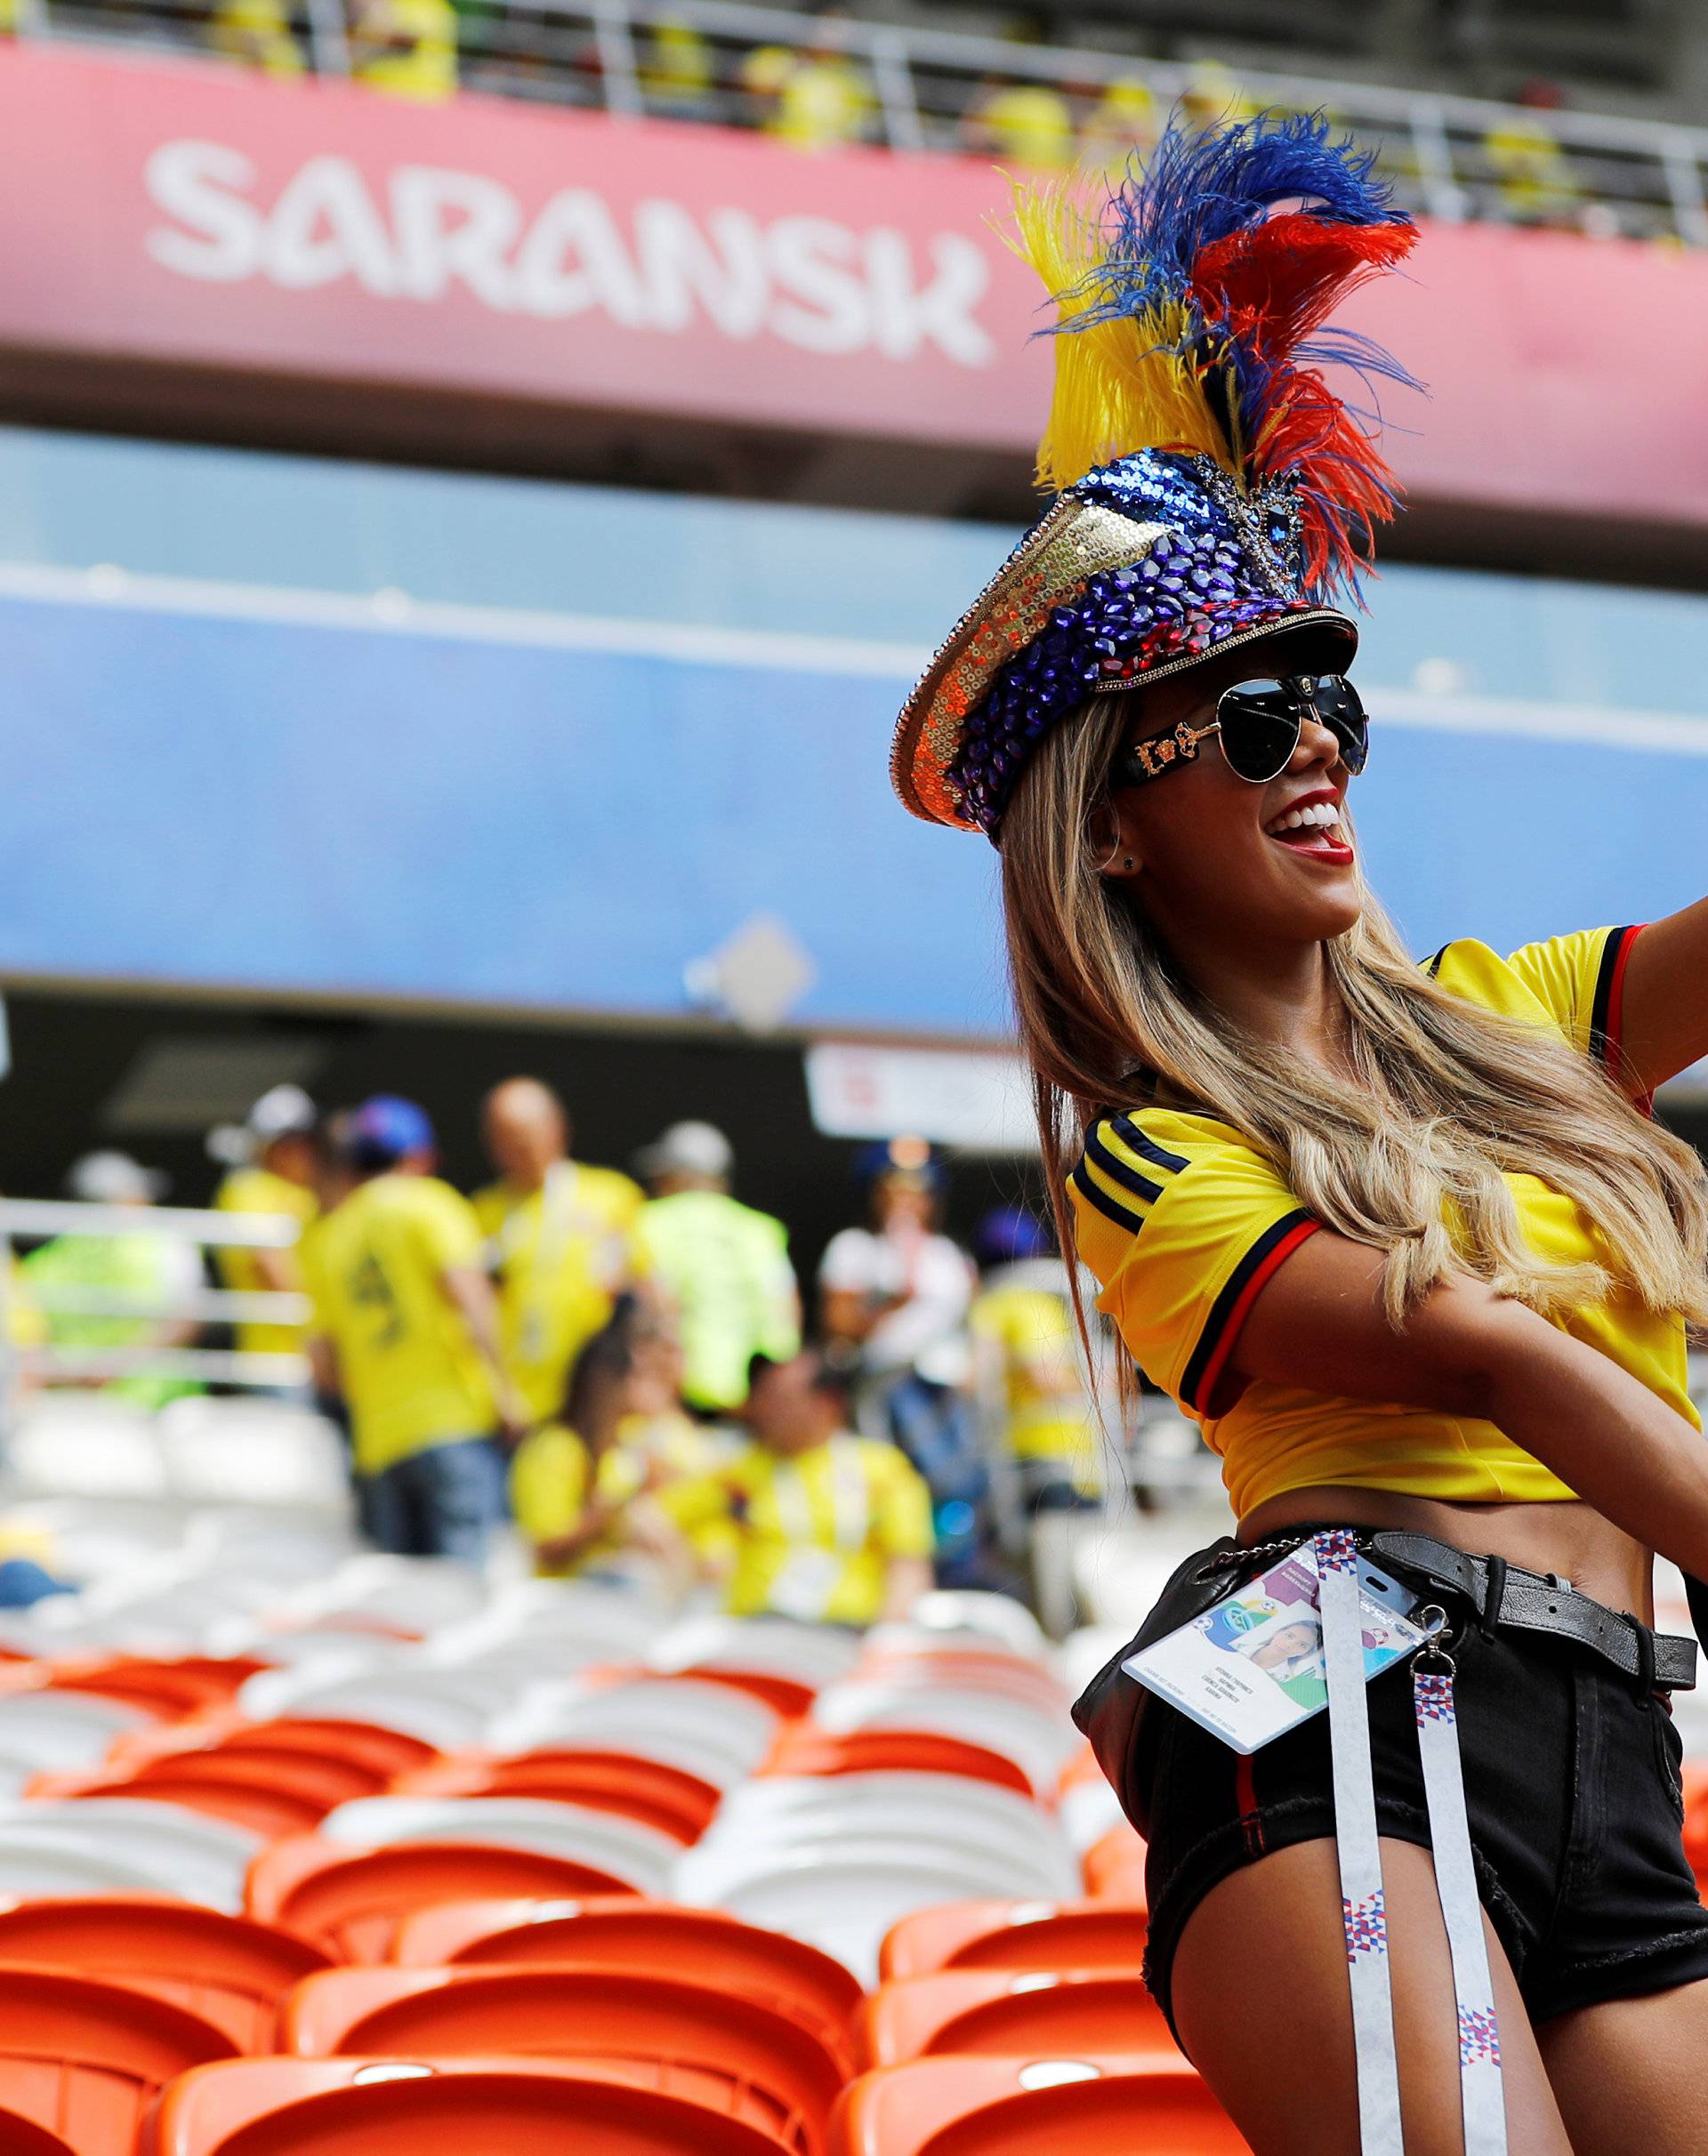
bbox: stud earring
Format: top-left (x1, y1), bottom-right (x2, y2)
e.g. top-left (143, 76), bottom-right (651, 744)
top-left (1123, 856), bottom-right (1134, 871)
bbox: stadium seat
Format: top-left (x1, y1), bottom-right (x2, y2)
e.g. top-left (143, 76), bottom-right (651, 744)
top-left (143, 2055), bottom-right (794, 2155)
top-left (858, 1970), bottom-right (1176, 2066)
top-left (0, 1798), bottom-right (261, 1910)
top-left (0, 1895), bottom-right (334, 2052)
top-left (879, 1899), bottom-right (1148, 1983)
top-left (699, 1779), bottom-right (1079, 1899)
top-left (759, 1731), bottom-right (1034, 1799)
top-left (887, 1594), bottom-right (1049, 1658)
top-left (829, 2055), bottom-right (1249, 2155)
top-left (1082, 1826), bottom-right (1147, 1903)
top-left (808, 1686), bottom-right (1076, 1797)
top-left (246, 1834), bottom-right (647, 1962)
top-left (649, 1615), bottom-right (863, 1691)
top-left (0, 1688), bottom-right (152, 1773)
top-left (316, 1796), bottom-right (679, 1895)
top-left (674, 1845), bottom-right (1064, 1984)
top-left (493, 1677), bottom-right (780, 1789)
top-left (0, 1966), bottom-right (236, 2155)
top-left (49, 1656), bottom-right (251, 1721)
top-left (0, 2108), bottom-right (74, 2156)
top-left (235, 1669), bottom-right (495, 1752)
top-left (392, 1750), bottom-right (720, 1842)
top-left (280, 1965), bottom-right (845, 2152)
top-left (22, 1766), bottom-right (328, 1841)
top-left (389, 1895), bottom-right (864, 2058)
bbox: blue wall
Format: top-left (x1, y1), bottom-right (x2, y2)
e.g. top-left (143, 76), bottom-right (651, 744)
top-left (0, 428), bottom-right (1704, 1035)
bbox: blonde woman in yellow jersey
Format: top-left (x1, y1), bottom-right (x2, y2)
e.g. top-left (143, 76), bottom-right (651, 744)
top-left (890, 113), bottom-right (1708, 2156)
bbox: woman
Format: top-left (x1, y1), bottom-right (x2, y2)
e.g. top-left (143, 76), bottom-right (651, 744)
top-left (890, 116), bottom-right (1708, 2152)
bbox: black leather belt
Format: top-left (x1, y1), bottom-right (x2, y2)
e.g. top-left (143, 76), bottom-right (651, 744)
top-left (1367, 1529), bottom-right (1696, 1692)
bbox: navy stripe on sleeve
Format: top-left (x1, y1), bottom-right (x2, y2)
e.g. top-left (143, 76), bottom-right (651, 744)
top-left (1108, 1114), bottom-right (1190, 1176)
top-left (1069, 1162), bottom-right (1145, 1233)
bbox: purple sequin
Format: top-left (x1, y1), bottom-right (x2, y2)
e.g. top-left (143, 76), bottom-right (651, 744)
top-left (948, 448), bottom-right (1319, 833)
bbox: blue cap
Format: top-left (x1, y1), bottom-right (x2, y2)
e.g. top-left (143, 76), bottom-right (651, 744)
top-left (975, 1205), bottom-right (1052, 1267)
top-left (347, 1094), bottom-right (435, 1170)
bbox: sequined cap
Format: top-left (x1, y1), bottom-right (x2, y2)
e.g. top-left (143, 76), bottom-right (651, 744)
top-left (890, 112), bottom-right (1417, 837)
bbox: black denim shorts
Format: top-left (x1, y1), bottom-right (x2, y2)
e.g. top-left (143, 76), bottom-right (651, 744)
top-left (1132, 1551), bottom-right (1708, 2039)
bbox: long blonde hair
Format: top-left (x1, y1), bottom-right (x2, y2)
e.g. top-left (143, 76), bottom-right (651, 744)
top-left (1001, 692), bottom-right (1708, 1329)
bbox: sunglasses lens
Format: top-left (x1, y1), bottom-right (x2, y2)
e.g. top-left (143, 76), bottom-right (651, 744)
top-left (1215, 681), bottom-right (1301, 783)
top-left (1299, 675), bottom-right (1370, 775)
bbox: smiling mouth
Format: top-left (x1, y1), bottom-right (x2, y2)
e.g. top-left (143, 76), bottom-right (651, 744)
top-left (1264, 800), bottom-right (1354, 862)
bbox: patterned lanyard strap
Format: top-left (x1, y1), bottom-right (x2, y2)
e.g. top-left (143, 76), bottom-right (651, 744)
top-left (1313, 1530), bottom-right (1506, 2156)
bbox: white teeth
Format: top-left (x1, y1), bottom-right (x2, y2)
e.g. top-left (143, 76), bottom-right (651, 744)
top-left (1266, 800), bottom-right (1341, 836)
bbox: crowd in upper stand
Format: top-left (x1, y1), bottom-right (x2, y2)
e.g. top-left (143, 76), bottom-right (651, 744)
top-left (13, 1079), bottom-right (1107, 1633)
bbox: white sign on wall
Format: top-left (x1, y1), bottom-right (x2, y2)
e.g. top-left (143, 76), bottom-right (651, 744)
top-left (805, 1041), bottom-right (1036, 1154)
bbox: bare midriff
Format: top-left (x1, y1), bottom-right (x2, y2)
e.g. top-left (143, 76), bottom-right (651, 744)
top-left (1238, 1485), bottom-right (1655, 1627)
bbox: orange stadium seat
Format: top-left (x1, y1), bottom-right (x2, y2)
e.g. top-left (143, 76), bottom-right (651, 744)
top-left (281, 1966), bottom-right (846, 2152)
top-left (1082, 1825), bottom-right (1148, 1903)
top-left (761, 1731), bottom-right (1035, 1800)
top-left (0, 1895), bottom-right (334, 2053)
top-left (829, 2055), bottom-right (1249, 2155)
top-left (49, 1659), bottom-right (252, 1721)
top-left (389, 1895), bottom-right (863, 2059)
top-left (144, 2055), bottom-right (797, 2155)
top-left (858, 1971), bottom-right (1175, 2067)
top-left (28, 1765), bottom-right (333, 1841)
top-left (669, 1666), bottom-right (820, 1720)
top-left (246, 1836), bottom-right (643, 1963)
top-left (0, 2108), bottom-right (76, 2156)
top-left (391, 1750), bottom-right (719, 1843)
top-left (109, 1718), bottom-right (433, 1790)
top-left (0, 1966), bottom-right (237, 2154)
top-left (879, 1899), bottom-right (1148, 1983)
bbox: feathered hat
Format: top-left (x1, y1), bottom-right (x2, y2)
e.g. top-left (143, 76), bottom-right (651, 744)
top-left (890, 113), bottom-right (1419, 837)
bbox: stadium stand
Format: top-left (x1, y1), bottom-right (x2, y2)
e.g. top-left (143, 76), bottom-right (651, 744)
top-left (5, 0), bottom-right (1708, 244)
top-left (0, 1431), bottom-right (1275, 2152)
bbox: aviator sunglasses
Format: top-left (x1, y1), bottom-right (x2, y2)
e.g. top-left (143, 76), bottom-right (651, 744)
top-left (1116, 673), bottom-right (1369, 790)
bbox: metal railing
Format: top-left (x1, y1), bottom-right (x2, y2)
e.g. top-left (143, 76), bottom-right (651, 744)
top-left (12, 0), bottom-right (1708, 245)
top-left (0, 1197), bottom-right (311, 1396)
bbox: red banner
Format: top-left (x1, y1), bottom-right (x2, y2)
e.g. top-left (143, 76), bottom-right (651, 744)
top-left (3, 43), bottom-right (1708, 530)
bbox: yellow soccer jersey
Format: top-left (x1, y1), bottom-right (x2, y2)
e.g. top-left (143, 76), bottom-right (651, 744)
top-left (301, 1172), bottom-right (493, 1476)
top-left (663, 1436), bottom-right (933, 1627)
top-left (473, 1162), bottom-right (645, 1424)
top-left (214, 1167), bottom-right (318, 1357)
top-left (970, 1280), bottom-right (1100, 1491)
top-left (510, 1412), bottom-right (725, 1577)
top-left (1068, 926), bottom-right (1694, 1519)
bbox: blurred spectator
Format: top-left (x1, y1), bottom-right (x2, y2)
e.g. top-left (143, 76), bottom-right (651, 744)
top-left (741, 8), bottom-right (874, 151)
top-left (658, 1349), bottom-right (932, 1624)
top-left (301, 1096), bottom-right (523, 1565)
top-left (207, 0), bottom-right (305, 76)
top-left (1484, 79), bottom-right (1581, 229)
top-left (818, 1137), bottom-right (988, 1585)
top-left (212, 1084), bottom-right (319, 1384)
top-left (1080, 73), bottom-right (1159, 174)
top-left (473, 1076), bottom-right (644, 1431)
top-left (1180, 58), bottom-right (1251, 134)
top-left (348, 0), bottom-right (458, 100)
top-left (511, 1294), bottom-right (723, 1581)
top-left (637, 12), bottom-right (716, 118)
top-left (969, 1205), bottom-right (1100, 1514)
top-left (962, 75), bottom-right (1076, 170)
top-left (22, 1152), bottom-right (203, 1409)
top-left (632, 1121), bottom-right (800, 1419)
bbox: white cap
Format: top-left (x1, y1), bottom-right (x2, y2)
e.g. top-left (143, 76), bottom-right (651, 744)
top-left (66, 1151), bottom-right (168, 1204)
top-left (633, 1120), bottom-right (734, 1182)
top-left (248, 1084), bottom-right (318, 1141)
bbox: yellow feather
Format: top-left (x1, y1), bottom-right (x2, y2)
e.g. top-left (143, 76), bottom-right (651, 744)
top-left (1003, 173), bottom-right (1230, 493)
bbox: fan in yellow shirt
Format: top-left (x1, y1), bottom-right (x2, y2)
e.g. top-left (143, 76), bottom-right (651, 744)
top-left (657, 1350), bottom-right (933, 1627)
top-left (969, 1207), bottom-right (1101, 1508)
top-left (473, 1079), bottom-right (646, 1428)
top-left (212, 1086), bottom-right (320, 1367)
top-left (302, 1097), bottom-right (521, 1564)
top-left (510, 1299), bottom-right (727, 1581)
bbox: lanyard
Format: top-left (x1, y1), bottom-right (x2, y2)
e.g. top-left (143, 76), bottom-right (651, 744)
top-left (770, 1437), bottom-right (870, 1549)
top-left (1315, 1531), bottom-right (1506, 2156)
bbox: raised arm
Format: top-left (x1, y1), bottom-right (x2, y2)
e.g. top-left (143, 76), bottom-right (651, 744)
top-left (1617, 897), bottom-right (1708, 1096)
top-left (1234, 1228), bottom-right (1708, 1581)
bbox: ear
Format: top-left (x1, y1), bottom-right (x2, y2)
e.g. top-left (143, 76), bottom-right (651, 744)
top-left (1088, 797), bottom-right (1144, 883)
